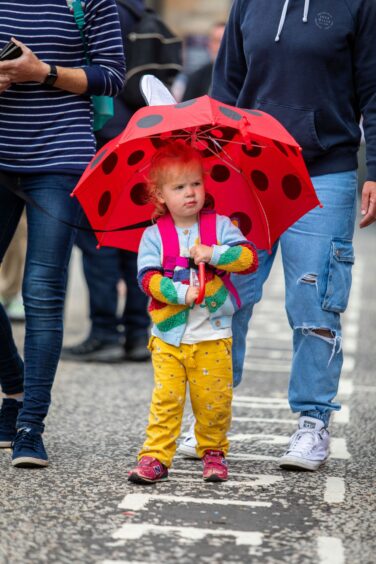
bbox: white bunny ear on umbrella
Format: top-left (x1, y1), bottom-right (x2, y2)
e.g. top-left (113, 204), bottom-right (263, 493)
top-left (140, 75), bottom-right (177, 106)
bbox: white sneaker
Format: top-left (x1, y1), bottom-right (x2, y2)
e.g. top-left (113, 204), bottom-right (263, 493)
top-left (176, 416), bottom-right (200, 459)
top-left (279, 416), bottom-right (330, 471)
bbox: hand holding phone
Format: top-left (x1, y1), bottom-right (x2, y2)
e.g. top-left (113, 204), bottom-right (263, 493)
top-left (0, 40), bottom-right (22, 61)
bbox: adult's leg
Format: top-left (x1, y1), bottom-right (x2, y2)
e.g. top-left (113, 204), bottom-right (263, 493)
top-left (76, 224), bottom-right (121, 343)
top-left (280, 171), bottom-right (357, 426)
top-left (17, 173), bottom-right (81, 432)
top-left (0, 179), bottom-right (25, 396)
top-left (0, 211), bottom-right (27, 304)
top-left (119, 250), bottom-right (150, 359)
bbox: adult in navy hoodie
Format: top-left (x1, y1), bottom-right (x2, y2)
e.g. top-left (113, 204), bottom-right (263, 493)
top-left (212, 0), bottom-right (376, 471)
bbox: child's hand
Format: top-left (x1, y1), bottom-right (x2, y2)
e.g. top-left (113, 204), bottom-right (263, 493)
top-left (185, 285), bottom-right (200, 305)
top-left (190, 244), bottom-right (213, 265)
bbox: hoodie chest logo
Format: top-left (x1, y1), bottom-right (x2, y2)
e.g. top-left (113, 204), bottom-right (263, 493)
top-left (315, 12), bottom-right (334, 30)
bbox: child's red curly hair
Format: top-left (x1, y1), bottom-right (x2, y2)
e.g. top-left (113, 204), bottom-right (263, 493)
top-left (147, 140), bottom-right (205, 218)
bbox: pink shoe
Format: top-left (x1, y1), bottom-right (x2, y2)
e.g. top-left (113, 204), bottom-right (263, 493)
top-left (128, 456), bottom-right (168, 484)
top-left (202, 450), bottom-right (228, 482)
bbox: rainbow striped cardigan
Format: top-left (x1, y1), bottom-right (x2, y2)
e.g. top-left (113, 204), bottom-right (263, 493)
top-left (137, 214), bottom-right (258, 346)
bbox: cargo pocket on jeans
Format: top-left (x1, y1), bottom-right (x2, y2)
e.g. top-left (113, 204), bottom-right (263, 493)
top-left (322, 239), bottom-right (355, 313)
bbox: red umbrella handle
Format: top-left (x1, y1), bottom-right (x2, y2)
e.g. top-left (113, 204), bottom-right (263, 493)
top-left (195, 262), bottom-right (206, 305)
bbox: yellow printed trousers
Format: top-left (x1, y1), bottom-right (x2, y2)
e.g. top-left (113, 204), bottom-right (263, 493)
top-left (138, 336), bottom-right (233, 467)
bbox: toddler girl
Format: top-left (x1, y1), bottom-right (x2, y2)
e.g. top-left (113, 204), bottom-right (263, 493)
top-left (128, 140), bottom-right (257, 484)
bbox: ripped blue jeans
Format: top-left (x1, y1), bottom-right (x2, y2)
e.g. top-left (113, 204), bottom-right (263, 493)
top-left (231, 170), bottom-right (357, 426)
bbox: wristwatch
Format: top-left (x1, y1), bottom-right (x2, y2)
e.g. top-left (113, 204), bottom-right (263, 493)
top-left (43, 64), bottom-right (58, 86)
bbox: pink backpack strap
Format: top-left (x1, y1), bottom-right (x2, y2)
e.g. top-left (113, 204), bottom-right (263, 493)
top-left (200, 210), bottom-right (242, 308)
top-left (157, 214), bottom-right (191, 277)
top-left (199, 209), bottom-right (217, 246)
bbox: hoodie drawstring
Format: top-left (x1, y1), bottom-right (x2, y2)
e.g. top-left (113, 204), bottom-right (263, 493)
top-left (303, 0), bottom-right (310, 22)
top-left (275, 0), bottom-right (310, 42)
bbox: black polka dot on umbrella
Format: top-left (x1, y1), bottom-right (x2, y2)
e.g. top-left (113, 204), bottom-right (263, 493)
top-left (102, 153), bottom-right (118, 175)
top-left (230, 212), bottom-right (252, 236)
top-left (175, 99), bottom-right (197, 108)
top-left (211, 164), bottom-right (231, 182)
top-left (127, 150), bottom-right (145, 166)
top-left (274, 140), bottom-right (289, 157)
top-left (98, 191), bottom-right (111, 216)
top-left (243, 109), bottom-right (263, 117)
top-left (204, 193), bottom-right (215, 210)
top-left (130, 183), bottom-right (149, 205)
top-left (136, 114), bottom-right (164, 128)
top-left (90, 149), bottom-right (107, 169)
top-left (242, 142), bottom-right (262, 158)
top-left (251, 170), bottom-right (269, 191)
top-left (219, 106), bottom-right (242, 121)
top-left (282, 175), bottom-right (302, 200)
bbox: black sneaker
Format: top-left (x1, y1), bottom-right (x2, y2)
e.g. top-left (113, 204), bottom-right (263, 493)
top-left (61, 336), bottom-right (124, 363)
top-left (124, 338), bottom-right (150, 362)
top-left (12, 427), bottom-right (49, 468)
top-left (0, 398), bottom-right (22, 448)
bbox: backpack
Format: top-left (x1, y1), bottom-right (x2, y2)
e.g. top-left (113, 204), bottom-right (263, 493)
top-left (157, 211), bottom-right (241, 307)
top-left (117, 0), bottom-right (183, 109)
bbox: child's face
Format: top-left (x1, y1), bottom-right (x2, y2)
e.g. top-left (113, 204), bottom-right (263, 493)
top-left (157, 161), bottom-right (205, 226)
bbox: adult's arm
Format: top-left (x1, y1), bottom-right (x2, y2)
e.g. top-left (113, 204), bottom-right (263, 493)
top-left (0, 38), bottom-right (89, 94)
top-left (352, 0), bottom-right (376, 227)
top-left (0, 0), bottom-right (125, 96)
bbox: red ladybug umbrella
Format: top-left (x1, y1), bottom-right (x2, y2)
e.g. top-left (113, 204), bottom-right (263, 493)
top-left (72, 95), bottom-right (321, 253)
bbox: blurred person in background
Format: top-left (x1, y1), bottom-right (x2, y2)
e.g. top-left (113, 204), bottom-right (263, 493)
top-left (62, 0), bottom-right (152, 364)
top-left (182, 21), bottom-right (226, 101)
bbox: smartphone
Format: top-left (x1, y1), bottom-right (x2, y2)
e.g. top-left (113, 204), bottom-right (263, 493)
top-left (0, 40), bottom-right (22, 61)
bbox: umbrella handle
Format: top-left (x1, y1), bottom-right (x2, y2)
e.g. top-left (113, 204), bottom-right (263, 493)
top-left (195, 262), bottom-right (206, 305)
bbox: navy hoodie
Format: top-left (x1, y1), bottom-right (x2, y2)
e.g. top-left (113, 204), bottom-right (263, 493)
top-left (212, 0), bottom-right (376, 180)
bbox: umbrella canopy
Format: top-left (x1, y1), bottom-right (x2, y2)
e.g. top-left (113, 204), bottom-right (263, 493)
top-left (72, 95), bottom-right (321, 252)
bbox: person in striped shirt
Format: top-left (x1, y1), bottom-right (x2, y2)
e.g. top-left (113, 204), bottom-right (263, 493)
top-left (0, 0), bottom-right (125, 468)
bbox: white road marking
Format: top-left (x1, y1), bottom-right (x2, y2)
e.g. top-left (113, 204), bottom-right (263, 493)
top-left (330, 438), bottom-right (351, 460)
top-left (231, 433), bottom-right (289, 445)
top-left (112, 524), bottom-right (263, 546)
top-left (324, 477), bottom-right (345, 504)
top-left (171, 469), bottom-right (283, 486)
top-left (332, 405), bottom-right (350, 424)
top-left (119, 493), bottom-right (271, 511)
top-left (337, 379), bottom-right (354, 397)
top-left (317, 536), bottom-right (345, 564)
top-left (242, 361), bottom-right (291, 372)
top-left (233, 395), bottom-right (288, 405)
top-left (233, 416), bottom-right (295, 424)
top-left (342, 355), bottom-right (355, 372)
top-left (232, 410), bottom-right (348, 424)
top-left (354, 385), bottom-right (376, 393)
top-left (226, 453), bottom-right (279, 461)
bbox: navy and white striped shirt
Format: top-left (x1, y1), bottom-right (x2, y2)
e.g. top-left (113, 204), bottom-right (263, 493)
top-left (0, 0), bottom-right (125, 174)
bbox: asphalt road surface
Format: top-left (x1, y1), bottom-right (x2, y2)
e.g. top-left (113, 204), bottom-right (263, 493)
top-left (0, 219), bottom-right (375, 564)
